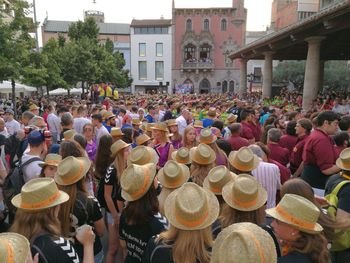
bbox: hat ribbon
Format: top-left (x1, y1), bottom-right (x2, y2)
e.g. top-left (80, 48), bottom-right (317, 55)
top-left (20, 190), bottom-right (61, 209)
top-left (45, 160), bottom-right (60, 166)
top-left (210, 185), bottom-right (223, 194)
top-left (340, 161), bottom-right (350, 170)
top-left (200, 136), bottom-right (215, 144)
top-left (3, 241), bottom-right (15, 263)
top-left (275, 206), bottom-right (315, 230)
top-left (240, 229), bottom-right (265, 263)
top-left (61, 161), bottom-right (85, 185)
top-left (232, 159), bottom-right (254, 171)
top-left (164, 174), bottom-right (183, 188)
top-left (232, 196), bottom-right (258, 209)
top-left (175, 209), bottom-right (209, 228)
top-left (130, 169), bottom-right (151, 200)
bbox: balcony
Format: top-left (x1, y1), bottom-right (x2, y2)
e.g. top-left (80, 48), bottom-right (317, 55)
top-left (182, 60), bottom-right (214, 71)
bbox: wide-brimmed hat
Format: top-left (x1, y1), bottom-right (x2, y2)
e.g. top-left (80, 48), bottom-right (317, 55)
top-left (164, 182), bottom-right (219, 230)
top-left (151, 122), bottom-right (169, 132)
top-left (208, 107), bottom-right (217, 117)
top-left (157, 160), bottom-right (190, 189)
top-left (190, 143), bottom-right (216, 165)
top-left (336, 147), bottom-right (350, 171)
top-left (0, 232), bottom-right (31, 263)
top-left (166, 119), bottom-right (178, 127)
top-left (104, 111), bottom-right (115, 120)
top-left (63, 129), bottom-right (77, 141)
top-left (39, 153), bottom-right (62, 168)
top-left (111, 139), bottom-right (130, 156)
top-left (121, 163), bottom-right (157, 201)
top-left (203, 166), bottom-right (237, 195)
top-left (222, 174), bottom-right (267, 211)
top-left (211, 222), bottom-right (277, 263)
top-left (193, 120), bottom-right (203, 128)
top-left (54, 156), bottom-right (91, 186)
top-left (127, 146), bottom-right (159, 165)
top-left (227, 114), bottom-right (238, 123)
top-left (136, 134), bottom-right (151, 146)
top-left (29, 104), bottom-right (39, 111)
top-left (146, 123), bottom-right (154, 132)
top-left (199, 128), bottom-right (217, 144)
top-left (228, 147), bottom-right (260, 172)
top-left (171, 147), bottom-right (191, 165)
top-left (132, 118), bottom-right (142, 126)
top-left (12, 178), bottom-right (69, 211)
top-left (110, 127), bottom-right (124, 137)
top-left (266, 194), bottom-right (323, 234)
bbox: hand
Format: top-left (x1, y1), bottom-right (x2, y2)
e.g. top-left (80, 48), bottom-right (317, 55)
top-left (26, 252), bottom-right (39, 263)
top-left (76, 224), bottom-right (95, 246)
top-left (113, 214), bottom-right (120, 228)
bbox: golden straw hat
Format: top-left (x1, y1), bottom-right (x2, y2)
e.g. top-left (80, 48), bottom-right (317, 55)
top-left (171, 147), bottom-right (191, 165)
top-left (111, 139), bottom-right (130, 156)
top-left (228, 147), bottom-right (260, 172)
top-left (146, 123), bottom-right (155, 132)
top-left (199, 128), bottom-right (217, 144)
top-left (151, 122), bottom-right (169, 132)
top-left (127, 146), bottom-right (159, 166)
top-left (222, 174), bottom-right (267, 211)
top-left (211, 222), bottom-right (277, 263)
top-left (203, 166), bottom-right (237, 195)
top-left (190, 143), bottom-right (216, 165)
top-left (100, 109), bottom-right (108, 120)
top-left (110, 127), bottom-right (124, 137)
top-left (132, 118), bottom-right (142, 126)
top-left (336, 147), bottom-right (350, 171)
top-left (12, 178), bottom-right (69, 211)
top-left (157, 160), bottom-right (190, 189)
top-left (266, 194), bottom-right (323, 234)
top-left (63, 129), bottom-right (77, 141)
top-left (164, 182), bottom-right (220, 230)
top-left (121, 163), bottom-right (157, 201)
top-left (136, 134), bottom-right (151, 146)
top-left (193, 120), bottom-right (203, 128)
top-left (104, 111), bottom-right (115, 120)
top-left (29, 104), bottom-right (39, 111)
top-left (166, 119), bottom-right (178, 127)
top-left (54, 156), bottom-right (91, 186)
top-left (227, 114), bottom-right (238, 124)
top-left (0, 233), bottom-right (31, 263)
top-left (208, 107), bottom-right (217, 117)
top-left (39, 153), bottom-right (62, 168)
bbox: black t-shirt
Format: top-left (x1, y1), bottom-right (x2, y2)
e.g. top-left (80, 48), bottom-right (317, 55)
top-left (278, 252), bottom-right (313, 263)
top-left (31, 233), bottom-right (80, 263)
top-left (325, 174), bottom-right (350, 213)
top-left (99, 165), bottom-right (122, 212)
top-left (70, 192), bottom-right (103, 260)
top-left (119, 212), bottom-right (168, 263)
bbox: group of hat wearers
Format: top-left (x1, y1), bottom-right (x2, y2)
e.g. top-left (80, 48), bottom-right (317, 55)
top-left (1, 97), bottom-right (350, 263)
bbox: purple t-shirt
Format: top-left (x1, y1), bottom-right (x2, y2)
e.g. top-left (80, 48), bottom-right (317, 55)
top-left (154, 142), bottom-right (171, 168)
top-left (86, 140), bottom-right (97, 162)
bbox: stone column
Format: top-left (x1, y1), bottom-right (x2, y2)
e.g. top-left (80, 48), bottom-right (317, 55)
top-left (302, 36), bottom-right (325, 111)
top-left (239, 58), bottom-right (247, 97)
top-left (262, 51), bottom-right (274, 98)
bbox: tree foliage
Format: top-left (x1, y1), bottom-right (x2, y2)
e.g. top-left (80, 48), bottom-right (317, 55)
top-left (273, 61), bottom-right (305, 90)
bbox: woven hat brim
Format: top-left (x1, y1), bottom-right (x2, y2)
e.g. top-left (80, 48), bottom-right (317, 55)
top-left (222, 180), bottom-right (268, 211)
top-left (228, 151), bottom-right (260, 172)
top-left (266, 208), bottom-right (323, 234)
top-left (11, 190), bottom-right (69, 211)
top-left (121, 164), bottom-right (157, 202)
top-left (203, 172), bottom-right (237, 196)
top-left (151, 126), bottom-right (169, 132)
top-left (171, 151), bottom-right (191, 165)
top-left (336, 158), bottom-right (350, 171)
top-left (127, 148), bottom-right (159, 166)
top-left (54, 157), bottom-right (91, 186)
top-left (38, 161), bottom-right (60, 168)
top-left (111, 143), bottom-right (130, 156)
top-left (199, 135), bottom-right (217, 145)
top-left (157, 165), bottom-right (190, 189)
top-left (190, 148), bottom-right (216, 165)
top-left (0, 232), bottom-right (30, 263)
top-left (164, 187), bottom-right (219, 230)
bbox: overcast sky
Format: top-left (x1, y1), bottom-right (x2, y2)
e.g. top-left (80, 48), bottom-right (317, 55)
top-left (32, 0), bottom-right (272, 30)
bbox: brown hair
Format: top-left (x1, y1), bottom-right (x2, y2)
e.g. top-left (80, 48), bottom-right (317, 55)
top-left (169, 125), bottom-right (182, 143)
top-left (59, 140), bottom-right (85, 159)
top-left (190, 162), bottom-right (215, 187)
top-left (94, 134), bottom-right (113, 179)
top-left (156, 225), bottom-right (212, 263)
top-left (182, 126), bottom-right (197, 149)
top-left (113, 147), bottom-right (128, 180)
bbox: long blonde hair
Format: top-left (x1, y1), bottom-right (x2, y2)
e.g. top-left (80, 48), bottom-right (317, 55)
top-left (169, 125), bottom-right (182, 142)
top-left (11, 207), bottom-right (61, 241)
top-left (190, 161), bottom-right (215, 187)
top-left (182, 126), bottom-right (197, 149)
top-left (157, 225), bottom-right (213, 263)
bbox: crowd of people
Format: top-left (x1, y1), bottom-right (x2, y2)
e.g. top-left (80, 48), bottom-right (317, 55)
top-left (1, 90), bottom-right (350, 263)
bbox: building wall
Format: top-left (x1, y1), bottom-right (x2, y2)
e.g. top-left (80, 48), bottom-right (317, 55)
top-left (271, 0), bottom-right (298, 31)
top-left (130, 26), bottom-right (172, 94)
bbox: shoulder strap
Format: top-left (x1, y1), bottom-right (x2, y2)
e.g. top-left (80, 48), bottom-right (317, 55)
top-left (20, 157), bottom-right (42, 169)
top-left (332, 180), bottom-right (350, 196)
top-left (31, 244), bottom-right (49, 263)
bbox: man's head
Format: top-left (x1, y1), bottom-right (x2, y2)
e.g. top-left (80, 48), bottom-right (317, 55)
top-left (248, 144), bottom-right (267, 162)
top-left (61, 112), bottom-right (73, 129)
top-left (148, 105), bottom-right (156, 116)
top-left (77, 105), bottom-right (86, 117)
top-left (29, 116), bottom-right (47, 130)
top-left (267, 128), bottom-right (282, 143)
top-left (29, 104), bottom-right (39, 116)
top-left (91, 114), bottom-right (103, 127)
top-left (316, 111), bottom-right (339, 135)
top-left (295, 118), bottom-right (312, 136)
top-left (27, 130), bottom-right (47, 153)
top-left (240, 110), bottom-right (252, 122)
top-left (5, 109), bottom-right (14, 121)
top-left (229, 123), bottom-right (241, 135)
top-left (339, 116), bottom-right (350, 133)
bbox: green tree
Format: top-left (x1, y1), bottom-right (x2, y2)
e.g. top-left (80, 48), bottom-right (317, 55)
top-left (273, 61), bottom-right (305, 90)
top-left (324, 61), bottom-right (350, 91)
top-left (68, 17), bottom-right (99, 42)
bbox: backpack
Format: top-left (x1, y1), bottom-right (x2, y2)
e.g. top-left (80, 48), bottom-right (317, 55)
top-left (324, 179), bottom-right (350, 251)
top-left (3, 157), bottom-right (42, 221)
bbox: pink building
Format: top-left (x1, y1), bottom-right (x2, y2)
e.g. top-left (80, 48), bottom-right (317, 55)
top-left (172, 0), bottom-right (246, 94)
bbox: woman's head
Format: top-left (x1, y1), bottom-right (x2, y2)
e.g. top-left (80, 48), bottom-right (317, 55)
top-left (59, 140), bottom-right (85, 158)
top-left (39, 154), bottom-right (62, 178)
top-left (83, 123), bottom-right (94, 140)
top-left (183, 125), bottom-right (196, 146)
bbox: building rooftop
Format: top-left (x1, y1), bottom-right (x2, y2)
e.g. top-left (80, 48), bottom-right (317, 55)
top-left (130, 19), bottom-right (172, 27)
top-left (43, 20), bottom-right (130, 35)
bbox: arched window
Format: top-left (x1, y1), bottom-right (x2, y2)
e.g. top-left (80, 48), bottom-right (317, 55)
top-left (222, 80), bottom-right (228, 93)
top-left (184, 44), bottom-right (196, 62)
top-left (186, 19), bottom-right (192, 31)
top-left (204, 19), bottom-right (209, 31)
top-left (229, 80), bottom-right (235, 93)
top-left (221, 19), bottom-right (227, 31)
top-left (199, 79), bottom-right (211, 94)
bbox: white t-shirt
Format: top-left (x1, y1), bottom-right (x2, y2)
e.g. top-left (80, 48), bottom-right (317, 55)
top-left (95, 125), bottom-right (110, 147)
top-left (47, 113), bottom-right (61, 140)
top-left (73, 117), bottom-right (91, 134)
top-left (5, 119), bottom-right (21, 135)
top-left (21, 153), bottom-right (44, 183)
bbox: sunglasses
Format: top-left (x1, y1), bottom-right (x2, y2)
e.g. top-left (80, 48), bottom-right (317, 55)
top-left (84, 128), bottom-right (93, 132)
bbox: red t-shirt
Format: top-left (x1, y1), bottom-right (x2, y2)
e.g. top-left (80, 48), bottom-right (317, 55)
top-left (268, 143), bottom-right (289, 167)
top-left (240, 122), bottom-right (254, 141)
top-left (279, 134), bottom-right (298, 156)
top-left (290, 135), bottom-right (308, 171)
top-left (226, 135), bottom-right (249, 151)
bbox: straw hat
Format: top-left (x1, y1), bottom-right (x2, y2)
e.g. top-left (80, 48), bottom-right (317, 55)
top-left (266, 194), bottom-right (323, 234)
top-left (193, 120), bottom-right (203, 128)
top-left (227, 114), bottom-right (238, 124)
top-left (199, 128), bottom-right (217, 144)
top-left (151, 122), bottom-right (169, 132)
top-left (127, 146), bottom-right (159, 165)
top-left (0, 233), bottom-right (30, 263)
top-left (164, 182), bottom-right (219, 230)
top-left (100, 109), bottom-right (108, 120)
top-left (208, 107), bottom-right (217, 117)
top-left (203, 166), bottom-right (237, 195)
top-left (157, 160), bottom-right (190, 189)
top-left (104, 111), bottom-right (115, 120)
top-left (132, 118), bottom-right (142, 126)
top-left (228, 147), bottom-right (260, 172)
top-left (166, 119), bottom-right (178, 127)
top-left (29, 104), bottom-right (39, 111)
top-left (336, 147), bottom-right (350, 171)
top-left (211, 222), bottom-right (277, 263)
top-left (12, 178), bottom-right (69, 211)
top-left (146, 123), bottom-right (155, 132)
top-left (121, 163), bottom-right (157, 201)
top-left (110, 127), bottom-right (124, 137)
top-left (136, 134), bottom-right (151, 146)
top-left (111, 139), bottom-right (130, 156)
top-left (39, 153), bottom-right (62, 168)
top-left (190, 143), bottom-right (216, 165)
top-left (222, 174), bottom-right (267, 211)
top-left (63, 129), bottom-right (77, 141)
top-left (171, 147), bottom-right (191, 165)
top-left (54, 156), bottom-right (91, 186)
